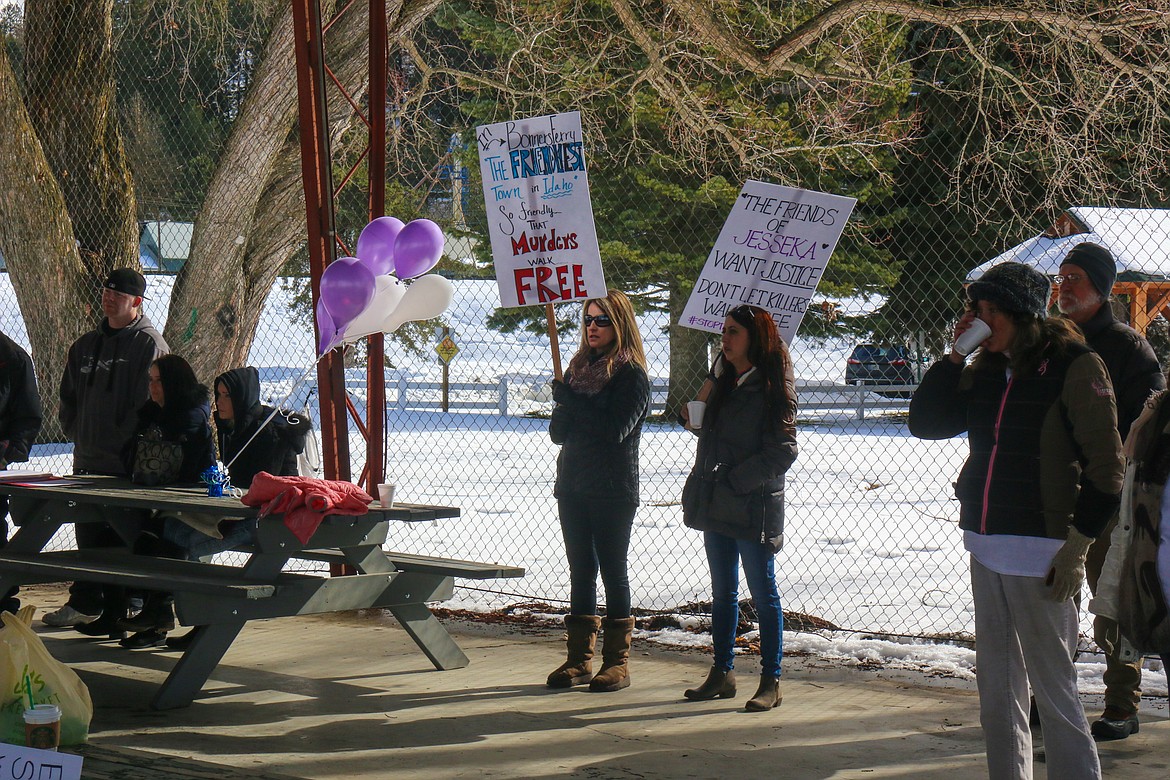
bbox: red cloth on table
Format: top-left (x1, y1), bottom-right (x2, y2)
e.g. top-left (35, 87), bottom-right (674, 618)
top-left (241, 472), bottom-right (374, 544)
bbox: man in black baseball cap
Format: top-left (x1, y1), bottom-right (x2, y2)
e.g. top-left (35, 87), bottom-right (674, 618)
top-left (45, 268), bottom-right (168, 632)
top-left (1056, 241), bottom-right (1164, 741)
top-left (103, 268), bottom-right (148, 299)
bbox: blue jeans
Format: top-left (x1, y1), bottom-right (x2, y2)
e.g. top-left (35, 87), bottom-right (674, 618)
top-left (705, 530), bottom-right (783, 679)
top-left (558, 499), bottom-right (635, 618)
top-left (161, 516), bottom-right (257, 560)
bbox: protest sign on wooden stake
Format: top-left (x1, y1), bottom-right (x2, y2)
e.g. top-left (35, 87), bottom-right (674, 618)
top-left (475, 111), bottom-right (605, 379)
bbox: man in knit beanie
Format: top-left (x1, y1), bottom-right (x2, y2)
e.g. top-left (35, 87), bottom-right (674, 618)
top-left (1057, 241), bottom-right (1164, 741)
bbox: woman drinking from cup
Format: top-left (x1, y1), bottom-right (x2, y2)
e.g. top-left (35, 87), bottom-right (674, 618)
top-left (681, 305), bottom-right (798, 712)
top-left (547, 289), bottom-right (650, 692)
top-left (909, 262), bottom-right (1123, 779)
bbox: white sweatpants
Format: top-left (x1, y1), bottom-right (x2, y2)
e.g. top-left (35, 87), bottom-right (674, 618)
top-left (970, 556), bottom-right (1100, 780)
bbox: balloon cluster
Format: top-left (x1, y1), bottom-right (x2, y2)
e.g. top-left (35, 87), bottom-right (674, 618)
top-left (317, 217), bottom-right (454, 354)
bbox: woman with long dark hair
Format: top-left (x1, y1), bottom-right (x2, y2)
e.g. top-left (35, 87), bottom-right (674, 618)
top-left (681, 305), bottom-right (798, 712)
top-left (910, 262), bottom-right (1123, 779)
top-left (546, 289), bottom-right (650, 692)
top-left (116, 353), bottom-right (215, 648)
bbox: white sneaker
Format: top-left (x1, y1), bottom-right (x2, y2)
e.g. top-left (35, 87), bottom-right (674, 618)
top-left (41, 605), bottom-right (98, 627)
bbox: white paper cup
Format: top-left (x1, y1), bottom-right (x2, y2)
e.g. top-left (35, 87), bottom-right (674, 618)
top-left (377, 483), bottom-right (396, 508)
top-left (686, 401), bottom-right (706, 429)
top-left (24, 704), bottom-right (60, 751)
top-left (954, 318), bottom-right (992, 356)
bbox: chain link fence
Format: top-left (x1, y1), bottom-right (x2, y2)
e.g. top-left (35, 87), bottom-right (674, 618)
top-left (4, 2), bottom-right (1170, 645)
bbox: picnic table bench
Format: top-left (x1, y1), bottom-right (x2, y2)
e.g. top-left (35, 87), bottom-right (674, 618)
top-left (0, 476), bottom-right (524, 710)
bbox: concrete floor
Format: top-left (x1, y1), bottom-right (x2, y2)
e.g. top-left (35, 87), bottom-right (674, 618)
top-left (18, 585), bottom-right (1170, 779)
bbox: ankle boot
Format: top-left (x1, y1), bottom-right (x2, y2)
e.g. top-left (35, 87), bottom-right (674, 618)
top-left (547, 614), bottom-right (601, 688)
top-left (117, 592), bottom-right (175, 633)
top-left (684, 666), bottom-right (737, 700)
top-left (745, 674), bottom-right (782, 711)
top-left (75, 609), bottom-right (127, 639)
top-left (589, 616), bottom-right (635, 692)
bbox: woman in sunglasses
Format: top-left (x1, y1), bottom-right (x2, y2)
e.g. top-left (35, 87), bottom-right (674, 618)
top-left (681, 305), bottom-right (797, 712)
top-left (547, 289), bottom-right (650, 692)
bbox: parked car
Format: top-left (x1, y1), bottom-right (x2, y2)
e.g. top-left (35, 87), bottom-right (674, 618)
top-left (845, 344), bottom-right (917, 388)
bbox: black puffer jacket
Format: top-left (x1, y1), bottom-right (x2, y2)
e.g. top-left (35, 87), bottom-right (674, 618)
top-left (1078, 304), bottom-right (1164, 440)
top-left (216, 367), bottom-right (311, 490)
top-left (909, 343), bottom-right (1123, 540)
top-left (0, 332), bottom-right (42, 466)
top-left (683, 366), bottom-right (798, 552)
top-left (549, 361), bottom-right (650, 505)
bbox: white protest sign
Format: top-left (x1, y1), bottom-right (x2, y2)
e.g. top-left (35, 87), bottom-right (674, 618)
top-left (0, 743), bottom-right (83, 780)
top-left (475, 111), bottom-right (606, 308)
top-left (680, 181), bottom-right (856, 343)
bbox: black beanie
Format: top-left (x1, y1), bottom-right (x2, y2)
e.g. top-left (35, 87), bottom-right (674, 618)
top-left (968, 262), bottom-right (1052, 321)
top-left (1062, 242), bottom-right (1116, 298)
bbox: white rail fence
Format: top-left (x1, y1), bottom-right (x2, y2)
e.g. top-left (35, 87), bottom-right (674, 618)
top-left (341, 376), bottom-right (913, 420)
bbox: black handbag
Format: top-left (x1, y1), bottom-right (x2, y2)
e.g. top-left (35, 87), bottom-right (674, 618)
top-left (131, 428), bottom-right (184, 486)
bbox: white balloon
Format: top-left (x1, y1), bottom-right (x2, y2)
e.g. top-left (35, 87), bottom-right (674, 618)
top-left (341, 274), bottom-right (407, 344)
top-left (382, 274), bottom-right (455, 333)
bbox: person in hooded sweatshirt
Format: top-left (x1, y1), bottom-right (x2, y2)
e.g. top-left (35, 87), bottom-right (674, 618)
top-left (157, 365), bottom-right (311, 649)
top-left (42, 269), bottom-right (169, 632)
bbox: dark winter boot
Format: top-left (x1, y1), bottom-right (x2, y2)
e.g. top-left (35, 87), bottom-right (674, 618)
top-left (745, 674), bottom-right (782, 711)
top-left (117, 592), bottom-right (175, 634)
top-left (589, 616), bottom-right (635, 692)
top-left (684, 666), bottom-right (737, 701)
top-left (547, 614), bottom-right (602, 688)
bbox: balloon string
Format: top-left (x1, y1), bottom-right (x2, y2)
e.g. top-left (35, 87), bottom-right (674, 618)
top-left (223, 350), bottom-right (333, 472)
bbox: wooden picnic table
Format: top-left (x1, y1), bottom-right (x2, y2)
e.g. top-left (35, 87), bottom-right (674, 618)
top-left (0, 476), bottom-right (523, 709)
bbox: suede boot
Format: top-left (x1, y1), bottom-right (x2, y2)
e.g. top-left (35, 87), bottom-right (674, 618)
top-left (589, 616), bottom-right (635, 692)
top-left (684, 666), bottom-right (737, 700)
top-left (745, 674), bottom-right (782, 711)
top-left (547, 614), bottom-right (601, 688)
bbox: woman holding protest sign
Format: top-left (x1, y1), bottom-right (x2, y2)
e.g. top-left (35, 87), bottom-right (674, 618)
top-left (681, 304), bottom-right (798, 712)
top-left (547, 289), bottom-right (650, 692)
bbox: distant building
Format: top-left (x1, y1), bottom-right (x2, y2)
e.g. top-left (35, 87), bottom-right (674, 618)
top-left (0, 220), bottom-right (193, 272)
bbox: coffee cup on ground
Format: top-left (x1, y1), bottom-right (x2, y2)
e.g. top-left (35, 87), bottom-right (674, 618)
top-left (24, 704), bottom-right (60, 751)
top-left (377, 483), bottom-right (396, 508)
top-left (686, 401), bottom-right (706, 430)
top-left (954, 318), bottom-right (992, 356)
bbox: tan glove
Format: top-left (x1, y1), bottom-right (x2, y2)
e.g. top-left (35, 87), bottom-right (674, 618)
top-left (1045, 528), bottom-right (1094, 601)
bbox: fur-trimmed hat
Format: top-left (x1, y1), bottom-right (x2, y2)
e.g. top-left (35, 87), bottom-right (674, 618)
top-left (967, 262), bottom-right (1051, 321)
top-left (1062, 242), bottom-right (1116, 299)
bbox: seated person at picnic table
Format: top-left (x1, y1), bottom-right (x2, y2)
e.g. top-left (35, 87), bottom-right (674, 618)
top-left (158, 366), bottom-right (310, 649)
top-left (161, 366), bottom-right (312, 560)
top-left (114, 354), bottom-right (215, 648)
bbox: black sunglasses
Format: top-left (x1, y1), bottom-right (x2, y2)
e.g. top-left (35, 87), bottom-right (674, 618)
top-left (583, 314), bottom-right (613, 328)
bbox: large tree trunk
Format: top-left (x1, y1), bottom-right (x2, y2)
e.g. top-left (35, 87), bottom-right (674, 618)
top-left (23, 0), bottom-right (138, 288)
top-left (0, 45), bottom-right (91, 437)
top-left (666, 283), bottom-right (712, 418)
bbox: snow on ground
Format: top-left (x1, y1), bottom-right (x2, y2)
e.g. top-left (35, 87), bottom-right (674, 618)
top-left (3, 274), bottom-right (1166, 698)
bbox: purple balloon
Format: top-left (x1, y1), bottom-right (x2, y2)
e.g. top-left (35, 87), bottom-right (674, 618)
top-left (356, 216), bottom-right (405, 277)
top-left (393, 219), bottom-right (445, 280)
top-left (316, 298), bottom-right (339, 354)
top-left (320, 257), bottom-right (376, 330)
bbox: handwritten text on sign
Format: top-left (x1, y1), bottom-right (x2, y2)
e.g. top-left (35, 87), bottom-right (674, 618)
top-left (0, 743), bottom-right (83, 780)
top-left (680, 182), bottom-right (856, 343)
top-left (476, 112), bottom-right (606, 308)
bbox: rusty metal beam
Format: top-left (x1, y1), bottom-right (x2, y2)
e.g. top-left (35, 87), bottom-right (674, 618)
top-left (366, 0), bottom-right (388, 489)
top-left (291, 0), bottom-right (350, 481)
